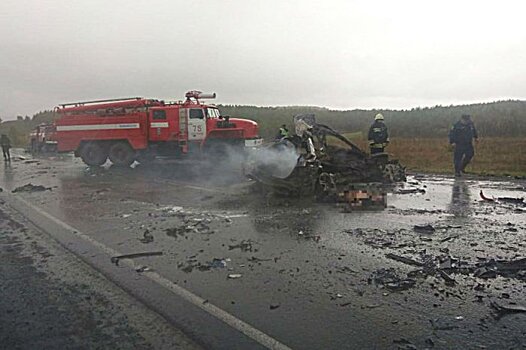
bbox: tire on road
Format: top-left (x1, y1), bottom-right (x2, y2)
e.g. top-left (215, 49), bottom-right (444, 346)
top-left (109, 141), bottom-right (136, 167)
top-left (80, 142), bottom-right (108, 166)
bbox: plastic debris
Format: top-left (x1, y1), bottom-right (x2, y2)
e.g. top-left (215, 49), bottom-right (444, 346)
top-left (227, 273), bottom-right (242, 279)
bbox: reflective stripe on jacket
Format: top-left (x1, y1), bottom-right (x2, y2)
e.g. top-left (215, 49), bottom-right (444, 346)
top-left (279, 128), bottom-right (289, 137)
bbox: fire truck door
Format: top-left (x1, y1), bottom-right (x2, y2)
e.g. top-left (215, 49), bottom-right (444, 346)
top-left (149, 109), bottom-right (169, 141)
top-left (187, 108), bottom-right (206, 141)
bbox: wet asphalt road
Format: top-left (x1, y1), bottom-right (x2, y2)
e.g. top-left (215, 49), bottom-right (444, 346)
top-left (0, 177), bottom-right (201, 349)
top-left (1, 150), bottom-right (525, 349)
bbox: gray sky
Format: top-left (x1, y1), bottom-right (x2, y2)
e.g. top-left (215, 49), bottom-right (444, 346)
top-left (1, 0), bottom-right (525, 119)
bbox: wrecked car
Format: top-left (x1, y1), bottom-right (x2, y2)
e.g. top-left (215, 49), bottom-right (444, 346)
top-left (246, 114), bottom-right (406, 207)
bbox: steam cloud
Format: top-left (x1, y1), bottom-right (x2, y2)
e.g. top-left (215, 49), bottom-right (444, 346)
top-left (245, 143), bottom-right (299, 179)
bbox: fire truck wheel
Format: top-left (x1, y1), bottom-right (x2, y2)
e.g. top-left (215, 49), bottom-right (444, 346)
top-left (80, 142), bottom-right (108, 166)
top-left (109, 142), bottom-right (136, 166)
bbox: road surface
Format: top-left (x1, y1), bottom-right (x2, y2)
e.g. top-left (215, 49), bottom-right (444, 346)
top-left (1, 150), bottom-right (525, 349)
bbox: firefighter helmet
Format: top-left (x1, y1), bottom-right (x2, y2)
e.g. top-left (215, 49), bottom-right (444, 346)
top-left (375, 113), bottom-right (384, 121)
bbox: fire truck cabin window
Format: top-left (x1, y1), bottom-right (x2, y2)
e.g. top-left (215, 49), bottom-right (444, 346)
top-left (190, 109), bottom-right (204, 119)
top-left (153, 110), bottom-right (166, 120)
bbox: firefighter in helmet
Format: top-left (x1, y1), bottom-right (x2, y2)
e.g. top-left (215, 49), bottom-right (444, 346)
top-left (368, 113), bottom-right (389, 154)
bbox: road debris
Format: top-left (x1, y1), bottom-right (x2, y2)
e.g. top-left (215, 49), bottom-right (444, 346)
top-left (228, 240), bottom-right (254, 252)
top-left (110, 251), bottom-right (163, 266)
top-left (12, 183), bottom-right (52, 193)
top-left (178, 257), bottom-right (228, 273)
top-left (440, 235), bottom-right (459, 243)
top-left (369, 268), bottom-right (417, 292)
top-left (480, 190), bottom-right (525, 206)
top-left (139, 230), bottom-right (154, 243)
top-left (209, 258), bottom-right (228, 268)
top-left (269, 304), bottom-right (281, 310)
top-left (165, 215), bottom-right (214, 238)
top-left (227, 273), bottom-right (243, 279)
top-left (386, 252), bottom-right (526, 283)
top-left (385, 253), bottom-right (424, 267)
top-left (135, 265), bottom-right (151, 273)
top-left (396, 188), bottom-right (426, 194)
top-left (413, 224), bottom-right (436, 233)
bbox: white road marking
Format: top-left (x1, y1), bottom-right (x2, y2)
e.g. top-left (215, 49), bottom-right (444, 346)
top-left (56, 123), bottom-right (140, 131)
top-left (184, 184), bottom-right (223, 193)
top-left (9, 195), bottom-right (292, 350)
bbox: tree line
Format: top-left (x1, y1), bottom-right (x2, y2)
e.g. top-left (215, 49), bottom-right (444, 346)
top-left (1, 100), bottom-right (524, 146)
top-left (219, 100), bottom-right (526, 139)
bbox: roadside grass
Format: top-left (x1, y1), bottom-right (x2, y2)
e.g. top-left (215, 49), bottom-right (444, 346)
top-left (343, 134), bottom-right (526, 177)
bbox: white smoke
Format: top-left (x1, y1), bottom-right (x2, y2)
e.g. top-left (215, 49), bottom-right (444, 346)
top-left (245, 142), bottom-right (299, 179)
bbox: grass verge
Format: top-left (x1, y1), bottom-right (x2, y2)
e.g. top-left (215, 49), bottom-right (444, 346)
top-left (343, 135), bottom-right (526, 177)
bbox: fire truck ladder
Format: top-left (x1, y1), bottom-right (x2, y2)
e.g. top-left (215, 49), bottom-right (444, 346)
top-left (59, 97), bottom-right (143, 107)
top-left (178, 107), bottom-right (189, 153)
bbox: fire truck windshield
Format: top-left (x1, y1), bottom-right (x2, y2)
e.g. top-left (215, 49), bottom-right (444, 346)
top-left (205, 108), bottom-right (220, 119)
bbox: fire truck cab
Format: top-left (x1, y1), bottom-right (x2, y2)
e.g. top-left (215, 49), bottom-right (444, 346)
top-left (54, 91), bottom-right (262, 166)
top-left (29, 123), bottom-right (57, 153)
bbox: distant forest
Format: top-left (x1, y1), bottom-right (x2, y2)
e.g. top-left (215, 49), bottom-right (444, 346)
top-left (1, 100), bottom-right (525, 146)
top-left (219, 100), bottom-right (526, 139)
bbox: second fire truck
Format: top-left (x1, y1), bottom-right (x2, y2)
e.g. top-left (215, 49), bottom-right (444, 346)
top-left (54, 91), bottom-right (262, 166)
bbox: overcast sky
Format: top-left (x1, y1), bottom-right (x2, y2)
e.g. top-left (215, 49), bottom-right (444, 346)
top-left (1, 0), bottom-right (525, 119)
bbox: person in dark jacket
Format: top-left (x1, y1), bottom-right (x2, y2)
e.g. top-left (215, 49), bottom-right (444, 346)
top-left (368, 113), bottom-right (389, 154)
top-left (0, 134), bottom-right (11, 161)
top-left (448, 114), bottom-right (478, 177)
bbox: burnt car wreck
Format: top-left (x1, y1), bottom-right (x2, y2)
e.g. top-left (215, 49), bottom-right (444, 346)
top-left (246, 114), bottom-right (406, 208)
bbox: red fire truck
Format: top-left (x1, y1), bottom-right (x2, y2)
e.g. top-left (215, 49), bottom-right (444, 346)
top-left (54, 91), bottom-right (263, 166)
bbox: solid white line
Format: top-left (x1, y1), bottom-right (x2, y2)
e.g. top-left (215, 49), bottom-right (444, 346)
top-left (184, 184), bottom-right (223, 193)
top-left (10, 195), bottom-right (292, 350)
top-left (56, 123), bottom-right (140, 131)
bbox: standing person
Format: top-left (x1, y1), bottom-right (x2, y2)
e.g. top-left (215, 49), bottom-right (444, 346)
top-left (448, 114), bottom-right (478, 177)
top-left (368, 113), bottom-right (389, 154)
top-left (0, 134), bottom-right (11, 162)
top-left (276, 124), bottom-right (289, 140)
